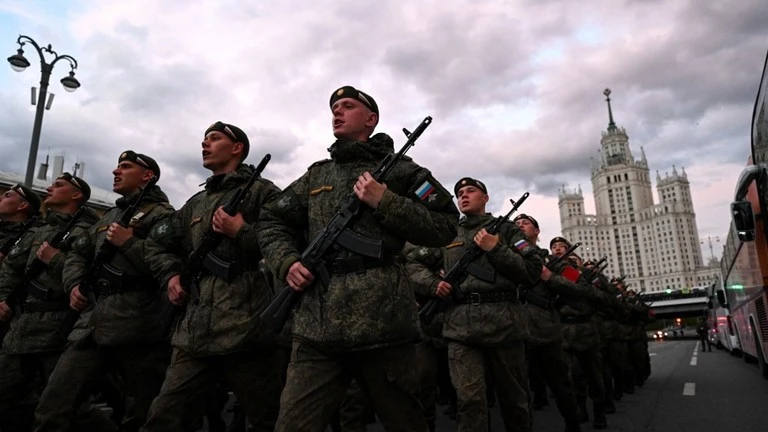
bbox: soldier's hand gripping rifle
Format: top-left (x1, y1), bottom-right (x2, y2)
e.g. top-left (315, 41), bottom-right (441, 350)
top-left (79, 177), bottom-right (158, 304)
top-left (259, 117), bottom-right (433, 332)
top-left (5, 206), bottom-right (88, 316)
top-left (179, 154), bottom-right (271, 302)
top-left (418, 192), bottom-right (530, 324)
top-left (0, 216), bottom-right (38, 263)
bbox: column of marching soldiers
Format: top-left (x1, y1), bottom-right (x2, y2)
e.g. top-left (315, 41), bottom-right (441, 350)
top-left (0, 85), bottom-right (653, 432)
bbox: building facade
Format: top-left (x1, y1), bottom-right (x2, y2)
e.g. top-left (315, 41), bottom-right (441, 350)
top-left (558, 89), bottom-right (718, 293)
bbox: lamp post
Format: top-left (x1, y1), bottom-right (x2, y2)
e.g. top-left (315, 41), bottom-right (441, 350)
top-left (7, 35), bottom-right (81, 187)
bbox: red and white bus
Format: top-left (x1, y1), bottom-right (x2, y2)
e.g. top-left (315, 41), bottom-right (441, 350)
top-left (725, 50), bottom-right (768, 378)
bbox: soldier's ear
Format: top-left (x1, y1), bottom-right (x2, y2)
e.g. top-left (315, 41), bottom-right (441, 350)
top-left (482, 194), bottom-right (489, 203)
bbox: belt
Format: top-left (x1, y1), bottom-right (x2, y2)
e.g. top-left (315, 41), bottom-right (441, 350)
top-left (330, 255), bottom-right (395, 275)
top-left (456, 290), bottom-right (518, 305)
top-left (520, 289), bottom-right (557, 310)
top-left (98, 275), bottom-right (156, 297)
top-left (560, 315), bottom-right (591, 324)
top-left (23, 301), bottom-right (71, 313)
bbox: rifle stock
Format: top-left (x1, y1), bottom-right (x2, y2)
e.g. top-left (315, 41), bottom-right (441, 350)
top-left (260, 117), bottom-right (433, 332)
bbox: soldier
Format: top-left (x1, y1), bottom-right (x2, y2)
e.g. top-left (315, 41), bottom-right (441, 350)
top-left (257, 85), bottom-right (458, 431)
top-left (0, 184), bottom-right (41, 263)
top-left (408, 178), bottom-right (540, 432)
top-left (512, 218), bottom-right (583, 432)
top-left (0, 182), bottom-right (50, 430)
top-left (549, 238), bottom-right (609, 430)
top-left (140, 121), bottom-right (284, 431)
top-left (33, 151), bottom-right (174, 432)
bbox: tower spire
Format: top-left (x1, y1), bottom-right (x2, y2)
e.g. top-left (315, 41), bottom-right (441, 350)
top-left (603, 88), bottom-right (617, 131)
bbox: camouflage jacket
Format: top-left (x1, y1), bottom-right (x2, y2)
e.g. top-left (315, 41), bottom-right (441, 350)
top-left (0, 209), bottom-right (99, 354)
top-left (558, 280), bottom-right (608, 352)
top-left (64, 186), bottom-right (175, 346)
top-left (0, 220), bottom-right (29, 261)
top-left (522, 248), bottom-right (586, 346)
top-left (258, 134), bottom-right (459, 352)
top-left (407, 213), bottom-right (540, 347)
top-left (145, 164), bottom-right (281, 356)
top-left (404, 243), bottom-right (446, 348)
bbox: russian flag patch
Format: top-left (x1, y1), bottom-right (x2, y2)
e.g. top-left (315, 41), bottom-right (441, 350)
top-left (415, 180), bottom-right (436, 201)
top-left (514, 239), bottom-right (529, 251)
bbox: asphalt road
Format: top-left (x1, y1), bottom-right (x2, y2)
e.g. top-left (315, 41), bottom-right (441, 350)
top-left (206, 339), bottom-right (768, 431)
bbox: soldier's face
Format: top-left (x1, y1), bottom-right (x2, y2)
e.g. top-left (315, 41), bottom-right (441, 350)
top-left (456, 186), bottom-right (488, 215)
top-left (0, 190), bottom-right (26, 217)
top-left (331, 98), bottom-right (377, 141)
top-left (551, 242), bottom-right (568, 257)
top-left (515, 218), bottom-right (539, 241)
top-left (112, 161), bottom-right (150, 195)
top-left (45, 179), bottom-right (79, 206)
top-left (202, 131), bottom-right (243, 171)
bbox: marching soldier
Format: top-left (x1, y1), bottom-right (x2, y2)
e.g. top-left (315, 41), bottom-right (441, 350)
top-left (33, 151), bottom-right (174, 432)
top-left (513, 219), bottom-right (583, 432)
top-left (408, 178), bottom-right (540, 432)
top-left (257, 86), bottom-right (458, 431)
top-left (141, 121), bottom-right (284, 431)
top-left (550, 239), bottom-right (609, 430)
top-left (0, 178), bottom-right (79, 431)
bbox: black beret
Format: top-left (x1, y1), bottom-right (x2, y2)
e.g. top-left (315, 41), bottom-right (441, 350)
top-left (205, 121), bottom-right (250, 160)
top-left (513, 213), bottom-right (539, 229)
top-left (10, 184), bottom-right (41, 215)
top-left (454, 177), bottom-right (488, 196)
top-left (57, 172), bottom-right (91, 201)
top-left (119, 150), bottom-right (161, 180)
top-left (329, 86), bottom-right (379, 115)
top-left (550, 236), bottom-right (571, 248)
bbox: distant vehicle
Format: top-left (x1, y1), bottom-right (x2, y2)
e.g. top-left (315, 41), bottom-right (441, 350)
top-left (649, 330), bottom-right (666, 341)
top-left (725, 49), bottom-right (768, 379)
top-left (707, 276), bottom-right (741, 355)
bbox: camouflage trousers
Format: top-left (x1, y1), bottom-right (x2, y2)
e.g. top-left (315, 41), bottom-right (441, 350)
top-left (0, 351), bottom-right (59, 431)
top-left (526, 341), bottom-right (580, 429)
top-left (33, 341), bottom-right (170, 432)
top-left (448, 341), bottom-right (530, 432)
top-left (565, 347), bottom-right (605, 406)
top-left (141, 345), bottom-right (286, 432)
top-left (275, 341), bottom-right (427, 432)
top-left (329, 379), bottom-right (375, 432)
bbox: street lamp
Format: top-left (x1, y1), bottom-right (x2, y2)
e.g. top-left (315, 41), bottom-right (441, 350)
top-left (6, 35), bottom-right (80, 187)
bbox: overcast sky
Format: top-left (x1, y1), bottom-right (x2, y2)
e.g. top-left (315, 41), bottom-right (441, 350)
top-left (1, 0), bottom-right (766, 260)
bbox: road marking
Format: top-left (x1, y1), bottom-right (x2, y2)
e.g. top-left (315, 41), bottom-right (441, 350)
top-left (683, 382), bottom-right (696, 396)
top-left (649, 353), bottom-right (657, 356)
top-left (690, 357), bottom-right (698, 366)
top-left (691, 343), bottom-right (698, 365)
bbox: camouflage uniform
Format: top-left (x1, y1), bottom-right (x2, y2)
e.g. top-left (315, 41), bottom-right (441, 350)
top-left (258, 134), bottom-right (458, 432)
top-left (593, 274), bottom-right (626, 402)
top-left (407, 213), bottom-right (541, 432)
top-left (33, 186), bottom-right (174, 432)
top-left (141, 164), bottom-right (285, 432)
top-left (558, 276), bottom-right (610, 429)
top-left (0, 209), bottom-right (100, 431)
top-left (0, 220), bottom-right (28, 341)
top-left (521, 249), bottom-right (583, 431)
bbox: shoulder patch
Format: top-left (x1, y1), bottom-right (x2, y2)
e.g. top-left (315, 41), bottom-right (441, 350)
top-left (308, 159), bottom-right (332, 169)
top-left (151, 218), bottom-right (173, 238)
top-left (408, 171), bottom-right (453, 210)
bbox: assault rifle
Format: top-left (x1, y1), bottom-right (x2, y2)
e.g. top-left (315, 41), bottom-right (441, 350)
top-left (580, 256), bottom-right (606, 284)
top-left (418, 192), bottom-right (530, 324)
top-left (180, 154), bottom-right (271, 302)
top-left (259, 116), bottom-right (433, 332)
top-left (0, 216), bottom-right (38, 262)
top-left (5, 206), bottom-right (88, 316)
top-left (79, 177), bottom-right (158, 304)
top-left (546, 242), bottom-right (582, 283)
top-left (546, 242), bottom-right (581, 271)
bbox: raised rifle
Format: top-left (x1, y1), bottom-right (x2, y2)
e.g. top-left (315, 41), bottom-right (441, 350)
top-left (0, 216), bottom-right (38, 261)
top-left (79, 177), bottom-right (158, 304)
top-left (547, 242), bottom-right (582, 282)
top-left (259, 117), bottom-right (433, 332)
top-left (418, 193), bottom-right (530, 324)
top-left (5, 206), bottom-right (88, 316)
top-left (179, 154), bottom-right (271, 301)
top-left (581, 256), bottom-right (606, 284)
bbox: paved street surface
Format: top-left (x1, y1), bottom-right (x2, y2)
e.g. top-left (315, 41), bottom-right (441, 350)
top-left (205, 340), bottom-right (768, 431)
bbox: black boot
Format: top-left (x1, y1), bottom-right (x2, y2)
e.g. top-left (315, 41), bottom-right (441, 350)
top-left (592, 401), bottom-right (608, 430)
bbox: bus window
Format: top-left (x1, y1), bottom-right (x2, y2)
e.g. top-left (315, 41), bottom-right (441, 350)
top-left (732, 200), bottom-right (756, 241)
